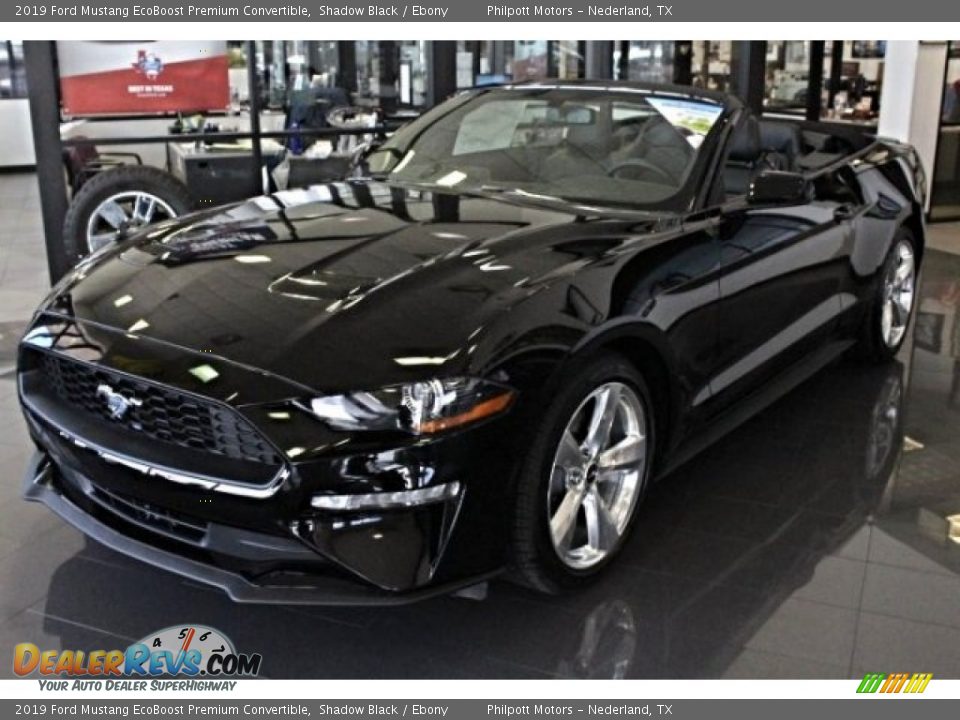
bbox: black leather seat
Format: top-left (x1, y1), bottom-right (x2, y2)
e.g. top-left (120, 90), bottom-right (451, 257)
top-left (758, 121), bottom-right (804, 172)
top-left (541, 123), bottom-right (610, 179)
top-left (723, 115), bottom-right (763, 196)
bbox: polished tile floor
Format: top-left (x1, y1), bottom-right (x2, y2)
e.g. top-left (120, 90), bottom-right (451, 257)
top-left (1, 171), bottom-right (959, 679)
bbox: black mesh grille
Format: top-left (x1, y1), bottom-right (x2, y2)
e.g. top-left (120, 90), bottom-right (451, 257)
top-left (39, 352), bottom-right (282, 466)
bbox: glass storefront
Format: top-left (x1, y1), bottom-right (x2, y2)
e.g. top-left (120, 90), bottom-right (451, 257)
top-left (761, 41), bottom-right (884, 125)
top-left (249, 41), bottom-right (428, 111)
top-left (0, 40), bottom-right (27, 99)
top-left (614, 41), bottom-right (675, 83)
top-left (553, 40), bottom-right (584, 80)
top-left (822, 41), bottom-right (884, 125)
top-left (512, 40), bottom-right (549, 81)
top-left (764, 41), bottom-right (811, 114)
top-left (932, 41), bottom-right (960, 221)
top-left (398, 41), bottom-right (427, 106)
top-left (0, 40), bottom-right (31, 168)
top-left (691, 41), bottom-right (733, 93)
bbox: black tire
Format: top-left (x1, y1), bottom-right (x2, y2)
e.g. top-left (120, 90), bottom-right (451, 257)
top-left (856, 227), bottom-right (917, 363)
top-left (63, 165), bottom-right (194, 264)
top-left (510, 353), bottom-right (656, 593)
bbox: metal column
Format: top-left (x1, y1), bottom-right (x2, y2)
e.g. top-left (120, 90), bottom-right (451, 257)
top-left (827, 41), bottom-right (845, 111)
top-left (23, 41), bottom-right (70, 283)
top-left (585, 41), bottom-right (614, 80)
top-left (337, 42), bottom-right (358, 94)
top-left (673, 41), bottom-right (694, 86)
top-left (377, 41), bottom-right (399, 114)
top-left (732, 41), bottom-right (767, 114)
top-left (246, 41), bottom-right (264, 198)
top-left (427, 41), bottom-right (457, 108)
top-left (807, 41), bottom-right (826, 122)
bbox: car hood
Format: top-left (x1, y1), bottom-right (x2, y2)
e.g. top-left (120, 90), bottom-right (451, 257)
top-left (50, 181), bottom-right (659, 393)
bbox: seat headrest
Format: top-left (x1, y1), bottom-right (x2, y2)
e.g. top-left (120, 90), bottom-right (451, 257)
top-left (727, 115), bottom-right (761, 164)
top-left (759, 121), bottom-right (803, 156)
top-left (565, 123), bottom-right (597, 143)
top-left (562, 123), bottom-right (606, 154)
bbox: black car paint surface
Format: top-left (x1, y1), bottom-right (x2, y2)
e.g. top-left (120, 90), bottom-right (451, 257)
top-left (17, 83), bottom-right (926, 602)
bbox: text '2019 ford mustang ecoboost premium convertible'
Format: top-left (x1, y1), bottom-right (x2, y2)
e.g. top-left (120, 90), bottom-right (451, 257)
top-left (18, 82), bottom-right (925, 604)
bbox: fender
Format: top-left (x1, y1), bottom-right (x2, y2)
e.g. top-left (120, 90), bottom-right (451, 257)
top-left (559, 318), bottom-right (685, 465)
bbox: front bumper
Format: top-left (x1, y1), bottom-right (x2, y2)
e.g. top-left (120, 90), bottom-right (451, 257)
top-left (23, 451), bottom-right (500, 605)
top-left (16, 316), bottom-right (520, 602)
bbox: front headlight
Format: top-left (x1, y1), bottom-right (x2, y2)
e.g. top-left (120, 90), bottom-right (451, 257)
top-left (297, 377), bottom-right (514, 435)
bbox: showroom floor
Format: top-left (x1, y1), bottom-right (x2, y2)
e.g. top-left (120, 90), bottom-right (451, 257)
top-left (1, 171), bottom-right (960, 679)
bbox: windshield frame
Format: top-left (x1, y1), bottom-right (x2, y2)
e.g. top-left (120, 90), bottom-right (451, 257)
top-left (364, 84), bottom-right (735, 214)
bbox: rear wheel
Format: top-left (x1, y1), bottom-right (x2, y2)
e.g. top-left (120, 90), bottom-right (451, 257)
top-left (511, 354), bottom-right (655, 593)
top-left (858, 229), bottom-right (917, 362)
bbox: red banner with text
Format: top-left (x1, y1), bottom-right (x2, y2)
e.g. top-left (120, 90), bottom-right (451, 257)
top-left (57, 41), bottom-right (230, 115)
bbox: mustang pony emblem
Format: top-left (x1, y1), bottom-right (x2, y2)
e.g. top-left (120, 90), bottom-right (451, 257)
top-left (96, 384), bottom-right (143, 420)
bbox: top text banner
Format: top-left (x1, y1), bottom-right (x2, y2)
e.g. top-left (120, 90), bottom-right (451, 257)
top-left (5, 0), bottom-right (960, 22)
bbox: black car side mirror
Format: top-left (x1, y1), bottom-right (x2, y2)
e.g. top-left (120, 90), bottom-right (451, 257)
top-left (748, 170), bottom-right (810, 205)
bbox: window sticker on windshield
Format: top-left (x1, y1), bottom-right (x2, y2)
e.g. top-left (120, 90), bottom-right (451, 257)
top-left (453, 100), bottom-right (529, 156)
top-left (645, 98), bottom-right (724, 148)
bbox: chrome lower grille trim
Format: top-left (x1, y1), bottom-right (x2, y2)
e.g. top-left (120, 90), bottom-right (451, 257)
top-left (52, 426), bottom-right (289, 499)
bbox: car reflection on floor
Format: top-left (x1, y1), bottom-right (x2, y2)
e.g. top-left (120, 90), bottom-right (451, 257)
top-left (29, 358), bottom-right (909, 679)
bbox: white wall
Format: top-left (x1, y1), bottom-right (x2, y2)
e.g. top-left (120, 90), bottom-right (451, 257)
top-left (0, 99), bottom-right (36, 166)
top-left (878, 41), bottom-right (948, 211)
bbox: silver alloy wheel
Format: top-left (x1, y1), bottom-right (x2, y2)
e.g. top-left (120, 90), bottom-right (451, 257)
top-left (865, 373), bottom-right (903, 481)
top-left (547, 381), bottom-right (648, 570)
top-left (880, 240), bottom-right (916, 349)
top-left (85, 191), bottom-right (178, 254)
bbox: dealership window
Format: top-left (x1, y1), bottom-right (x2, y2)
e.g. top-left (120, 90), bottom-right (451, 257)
top-left (512, 41), bottom-right (549, 81)
top-left (251, 40), bottom-right (292, 109)
top-left (397, 41), bottom-right (427, 107)
top-left (932, 41), bottom-right (960, 221)
top-left (0, 40), bottom-right (27, 98)
top-left (506, 41), bottom-right (584, 82)
top-left (758, 40), bottom-right (883, 125)
top-left (552, 41), bottom-right (584, 80)
top-left (614, 41), bottom-right (674, 83)
top-left (0, 40), bottom-right (31, 168)
top-left (764, 41), bottom-right (811, 114)
top-left (691, 42), bottom-right (733, 92)
top-left (353, 40), bottom-right (380, 105)
top-left (822, 41), bottom-right (884, 124)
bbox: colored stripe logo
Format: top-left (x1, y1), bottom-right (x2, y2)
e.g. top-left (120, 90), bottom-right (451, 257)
top-left (857, 673), bottom-right (933, 694)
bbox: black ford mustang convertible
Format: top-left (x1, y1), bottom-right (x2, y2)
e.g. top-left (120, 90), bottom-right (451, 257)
top-left (18, 82), bottom-right (925, 603)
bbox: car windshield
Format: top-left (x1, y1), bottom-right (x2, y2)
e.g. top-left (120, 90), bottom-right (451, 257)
top-left (367, 87), bottom-right (726, 209)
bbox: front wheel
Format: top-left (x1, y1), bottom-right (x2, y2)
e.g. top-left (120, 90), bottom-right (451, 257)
top-left (63, 165), bottom-right (194, 262)
top-left (857, 229), bottom-right (917, 362)
top-left (511, 354), bottom-right (655, 593)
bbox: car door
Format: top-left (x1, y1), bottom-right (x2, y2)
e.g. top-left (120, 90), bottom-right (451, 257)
top-left (704, 116), bottom-right (857, 415)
